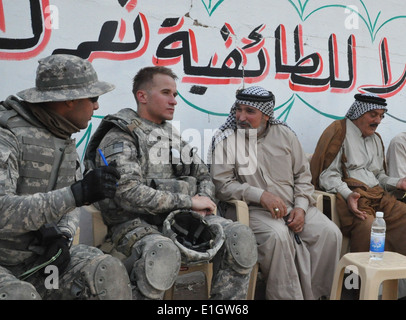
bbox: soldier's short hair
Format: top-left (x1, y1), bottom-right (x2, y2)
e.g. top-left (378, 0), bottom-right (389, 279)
top-left (132, 66), bottom-right (178, 101)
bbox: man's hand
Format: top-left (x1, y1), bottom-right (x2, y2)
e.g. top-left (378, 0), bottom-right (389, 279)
top-left (260, 190), bottom-right (287, 219)
top-left (285, 208), bottom-right (305, 233)
top-left (70, 166), bottom-right (121, 207)
top-left (347, 191), bottom-right (367, 220)
top-left (396, 177), bottom-right (406, 191)
top-left (191, 194), bottom-right (216, 216)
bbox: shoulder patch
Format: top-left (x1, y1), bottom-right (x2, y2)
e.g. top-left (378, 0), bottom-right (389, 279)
top-left (104, 142), bottom-right (124, 158)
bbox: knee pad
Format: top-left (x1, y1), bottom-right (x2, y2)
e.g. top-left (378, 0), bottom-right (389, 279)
top-left (72, 254), bottom-right (132, 300)
top-left (224, 222), bottom-right (258, 274)
top-left (0, 279), bottom-right (41, 300)
top-left (131, 236), bottom-right (181, 299)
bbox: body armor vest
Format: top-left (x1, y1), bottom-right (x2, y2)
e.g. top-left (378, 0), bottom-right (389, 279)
top-left (86, 108), bottom-right (196, 187)
top-left (85, 109), bottom-right (198, 226)
top-left (0, 98), bottom-right (78, 195)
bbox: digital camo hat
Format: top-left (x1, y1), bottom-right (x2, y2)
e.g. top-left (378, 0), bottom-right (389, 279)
top-left (17, 54), bottom-right (115, 103)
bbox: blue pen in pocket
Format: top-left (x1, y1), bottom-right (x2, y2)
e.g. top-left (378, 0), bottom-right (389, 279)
top-left (98, 148), bottom-right (118, 186)
top-left (98, 148), bottom-right (109, 166)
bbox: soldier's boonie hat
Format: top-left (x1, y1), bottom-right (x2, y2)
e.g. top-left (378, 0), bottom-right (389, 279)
top-left (17, 54), bottom-right (115, 103)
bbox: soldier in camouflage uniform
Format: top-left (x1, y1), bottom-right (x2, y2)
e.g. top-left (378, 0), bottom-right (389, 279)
top-left (84, 66), bottom-right (258, 299)
top-left (0, 54), bottom-right (131, 300)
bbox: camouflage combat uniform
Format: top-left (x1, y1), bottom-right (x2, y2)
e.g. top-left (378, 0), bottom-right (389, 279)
top-left (0, 96), bottom-right (131, 300)
top-left (85, 108), bottom-right (257, 299)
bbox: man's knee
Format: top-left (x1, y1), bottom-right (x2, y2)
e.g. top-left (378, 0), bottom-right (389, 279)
top-left (223, 222), bottom-right (257, 274)
top-left (0, 272), bottom-right (41, 300)
top-left (71, 254), bottom-right (132, 300)
top-left (129, 235), bottom-right (181, 299)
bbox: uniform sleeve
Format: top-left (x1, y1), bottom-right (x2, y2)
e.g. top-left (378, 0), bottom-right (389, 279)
top-left (0, 128), bottom-right (77, 234)
top-left (57, 160), bottom-right (82, 237)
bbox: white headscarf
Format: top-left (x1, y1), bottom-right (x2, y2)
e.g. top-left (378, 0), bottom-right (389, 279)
top-left (207, 86), bottom-right (292, 163)
top-left (345, 93), bottom-right (387, 120)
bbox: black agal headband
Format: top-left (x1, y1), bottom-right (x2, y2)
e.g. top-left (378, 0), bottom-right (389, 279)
top-left (236, 89), bottom-right (275, 102)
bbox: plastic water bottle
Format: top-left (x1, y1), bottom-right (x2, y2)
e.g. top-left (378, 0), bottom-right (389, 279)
top-left (369, 211), bottom-right (386, 260)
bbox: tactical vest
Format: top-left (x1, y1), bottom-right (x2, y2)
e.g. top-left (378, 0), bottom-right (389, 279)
top-left (85, 109), bottom-right (198, 225)
top-left (0, 97), bottom-right (78, 195)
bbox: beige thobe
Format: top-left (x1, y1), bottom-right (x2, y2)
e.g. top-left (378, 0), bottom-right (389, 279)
top-left (211, 125), bottom-right (342, 300)
top-left (319, 119), bottom-right (398, 199)
top-left (386, 132), bottom-right (406, 198)
top-left (387, 132), bottom-right (406, 177)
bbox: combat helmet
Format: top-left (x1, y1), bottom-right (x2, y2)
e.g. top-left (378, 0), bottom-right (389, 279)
top-left (162, 210), bottom-right (225, 265)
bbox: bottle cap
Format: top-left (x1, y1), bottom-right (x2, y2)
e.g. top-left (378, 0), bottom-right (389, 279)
top-left (376, 211), bottom-right (384, 218)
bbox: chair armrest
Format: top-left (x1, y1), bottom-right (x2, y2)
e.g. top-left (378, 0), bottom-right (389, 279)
top-left (312, 190), bottom-right (338, 225)
top-left (226, 200), bottom-right (249, 226)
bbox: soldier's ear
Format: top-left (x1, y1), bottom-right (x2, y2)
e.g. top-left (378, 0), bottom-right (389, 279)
top-left (135, 90), bottom-right (146, 103)
top-left (64, 100), bottom-right (75, 109)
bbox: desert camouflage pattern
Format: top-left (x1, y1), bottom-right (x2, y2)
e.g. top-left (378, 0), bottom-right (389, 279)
top-left (87, 109), bottom-right (257, 299)
top-left (0, 96), bottom-right (79, 266)
top-left (90, 108), bottom-right (214, 226)
top-left (0, 245), bottom-right (132, 300)
top-left (16, 54), bottom-right (115, 103)
top-left (0, 97), bottom-right (131, 300)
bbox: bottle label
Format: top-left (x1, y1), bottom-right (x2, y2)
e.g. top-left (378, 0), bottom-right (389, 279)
top-left (370, 233), bottom-right (385, 253)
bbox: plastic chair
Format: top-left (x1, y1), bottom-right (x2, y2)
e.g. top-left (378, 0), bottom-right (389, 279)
top-left (312, 190), bottom-right (350, 257)
top-left (306, 153), bottom-right (350, 257)
top-left (330, 251), bottom-right (406, 300)
top-left (163, 262), bottom-right (213, 300)
top-left (72, 227), bottom-right (80, 245)
top-left (90, 205), bottom-right (108, 247)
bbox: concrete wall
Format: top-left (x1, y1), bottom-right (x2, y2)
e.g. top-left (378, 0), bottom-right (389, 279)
top-left (1, 0), bottom-right (406, 159)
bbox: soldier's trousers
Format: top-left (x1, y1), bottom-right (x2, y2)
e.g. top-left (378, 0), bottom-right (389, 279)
top-left (117, 215), bottom-right (258, 300)
top-left (0, 244), bottom-right (131, 300)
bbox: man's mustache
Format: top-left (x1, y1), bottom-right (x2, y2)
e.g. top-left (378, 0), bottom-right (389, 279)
top-left (237, 121), bottom-right (253, 128)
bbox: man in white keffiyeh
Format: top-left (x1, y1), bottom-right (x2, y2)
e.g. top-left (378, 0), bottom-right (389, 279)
top-left (311, 92), bottom-right (406, 267)
top-left (208, 86), bottom-right (290, 163)
top-left (345, 92), bottom-right (387, 120)
top-left (210, 86), bottom-right (342, 300)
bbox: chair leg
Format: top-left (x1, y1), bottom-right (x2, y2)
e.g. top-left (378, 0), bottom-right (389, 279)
top-left (164, 263), bottom-right (213, 300)
top-left (330, 266), bottom-right (345, 300)
top-left (164, 284), bottom-right (175, 300)
top-left (381, 279), bottom-right (398, 300)
top-left (246, 263), bottom-right (259, 300)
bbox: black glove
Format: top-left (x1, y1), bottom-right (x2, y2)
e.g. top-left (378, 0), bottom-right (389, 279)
top-left (70, 166), bottom-right (121, 207)
top-left (36, 235), bottom-right (71, 275)
top-left (35, 223), bottom-right (72, 276)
